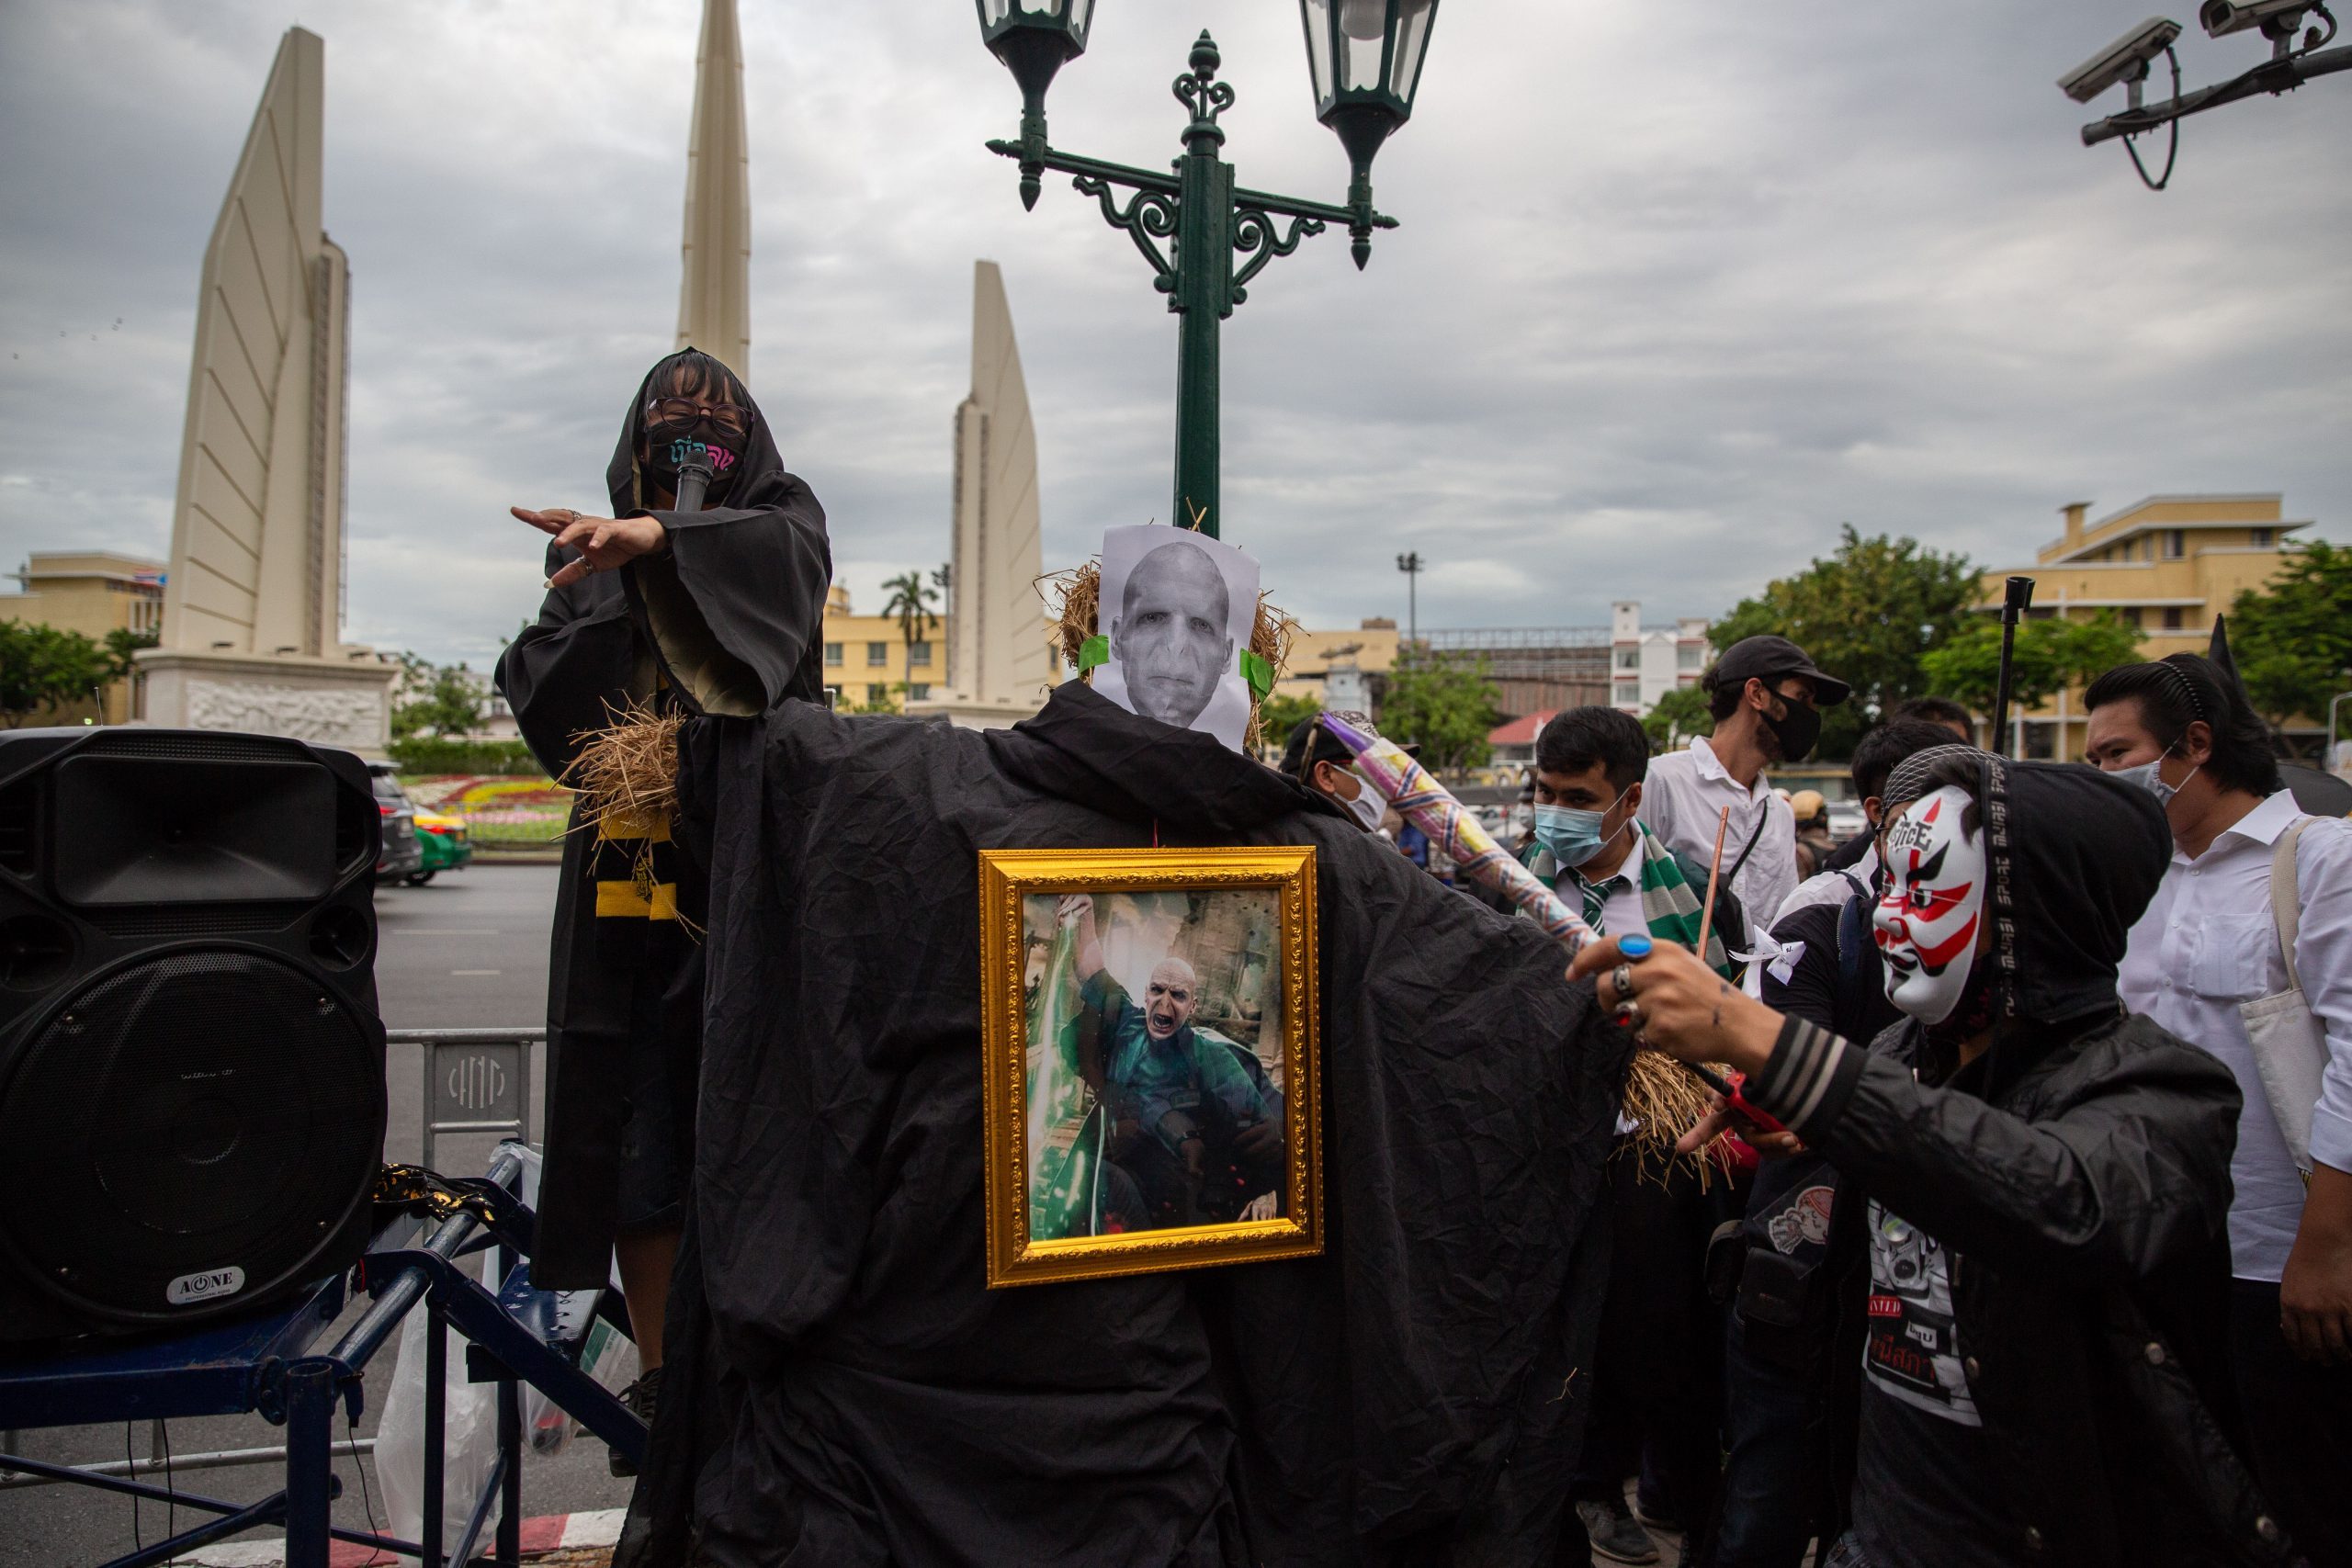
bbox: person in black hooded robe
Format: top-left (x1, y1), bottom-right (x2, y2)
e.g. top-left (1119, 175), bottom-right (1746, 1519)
top-left (493, 349), bottom-right (830, 1454)
top-left (601, 580), bottom-right (1638, 1565)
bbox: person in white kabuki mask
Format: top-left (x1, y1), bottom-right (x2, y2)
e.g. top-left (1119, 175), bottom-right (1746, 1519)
top-left (1566, 747), bottom-right (2300, 1568)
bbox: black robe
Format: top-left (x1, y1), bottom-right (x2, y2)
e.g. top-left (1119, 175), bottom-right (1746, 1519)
top-left (613, 678), bottom-right (1633, 1567)
top-left (494, 353), bottom-right (831, 1288)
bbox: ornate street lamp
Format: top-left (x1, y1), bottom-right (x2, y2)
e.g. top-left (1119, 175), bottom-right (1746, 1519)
top-left (974, 3), bottom-right (1440, 539)
top-left (1300, 0), bottom-right (1437, 265)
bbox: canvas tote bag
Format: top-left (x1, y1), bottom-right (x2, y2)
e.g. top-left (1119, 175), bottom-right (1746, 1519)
top-left (2239, 818), bottom-right (2329, 1177)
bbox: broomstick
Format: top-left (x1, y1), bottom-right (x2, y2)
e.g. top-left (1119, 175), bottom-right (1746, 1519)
top-left (1679, 805), bottom-right (1790, 1137)
top-left (1989, 575), bottom-right (2035, 757)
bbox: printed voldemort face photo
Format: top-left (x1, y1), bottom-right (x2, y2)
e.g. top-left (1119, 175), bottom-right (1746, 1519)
top-left (1093, 525), bottom-right (1259, 751)
top-left (979, 847), bottom-right (1322, 1287)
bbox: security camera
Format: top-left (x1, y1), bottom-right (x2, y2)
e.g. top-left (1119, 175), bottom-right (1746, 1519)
top-left (2199, 0), bottom-right (2311, 37)
top-left (2058, 16), bottom-right (2184, 102)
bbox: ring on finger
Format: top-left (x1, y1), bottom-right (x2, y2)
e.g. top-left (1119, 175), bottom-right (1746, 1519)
top-left (1611, 964), bottom-right (1634, 1002)
top-left (1617, 999), bottom-right (1643, 1027)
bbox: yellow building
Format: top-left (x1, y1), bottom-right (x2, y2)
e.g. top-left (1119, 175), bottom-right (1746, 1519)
top-left (1272, 618), bottom-right (1404, 710)
top-left (0, 551), bottom-right (168, 723)
top-left (821, 583), bottom-right (951, 709)
top-left (1979, 493), bottom-right (2312, 761)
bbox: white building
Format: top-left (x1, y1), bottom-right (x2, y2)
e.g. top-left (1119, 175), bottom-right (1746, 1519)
top-left (1609, 602), bottom-right (1711, 716)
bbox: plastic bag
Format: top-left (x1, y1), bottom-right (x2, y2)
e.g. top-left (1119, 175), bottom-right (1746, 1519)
top-left (374, 1247), bottom-right (503, 1562)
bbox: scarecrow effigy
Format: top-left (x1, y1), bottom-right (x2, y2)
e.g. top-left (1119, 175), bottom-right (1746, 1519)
top-left (583, 521), bottom-right (1643, 1568)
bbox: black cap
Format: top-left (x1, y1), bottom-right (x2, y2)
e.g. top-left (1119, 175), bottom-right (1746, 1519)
top-left (1709, 635), bottom-right (1850, 707)
top-left (1280, 710), bottom-right (1413, 777)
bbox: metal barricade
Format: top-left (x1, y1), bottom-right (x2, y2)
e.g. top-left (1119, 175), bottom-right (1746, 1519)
top-left (392, 1027), bottom-right (544, 1169)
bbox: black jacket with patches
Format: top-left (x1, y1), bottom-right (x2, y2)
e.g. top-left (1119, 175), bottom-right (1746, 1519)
top-left (1742, 756), bottom-right (2294, 1567)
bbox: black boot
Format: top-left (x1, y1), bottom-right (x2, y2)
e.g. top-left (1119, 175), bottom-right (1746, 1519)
top-left (608, 1363), bottom-right (663, 1479)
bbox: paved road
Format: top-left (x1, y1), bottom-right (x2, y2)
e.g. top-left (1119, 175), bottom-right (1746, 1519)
top-left (0, 863), bottom-right (643, 1567)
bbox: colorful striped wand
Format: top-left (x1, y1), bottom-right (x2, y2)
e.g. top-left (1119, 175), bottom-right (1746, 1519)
top-left (1317, 710), bottom-right (1598, 959)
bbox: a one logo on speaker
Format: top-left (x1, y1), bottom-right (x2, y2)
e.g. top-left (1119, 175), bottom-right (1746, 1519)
top-left (166, 1265), bottom-right (246, 1306)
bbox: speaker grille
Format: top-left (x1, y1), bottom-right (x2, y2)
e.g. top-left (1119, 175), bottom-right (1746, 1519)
top-left (0, 950), bottom-right (383, 1321)
top-left (79, 731), bottom-right (295, 763)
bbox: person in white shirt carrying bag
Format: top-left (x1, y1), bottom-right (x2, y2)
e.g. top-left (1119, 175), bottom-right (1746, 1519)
top-left (2089, 647), bottom-right (2352, 1566)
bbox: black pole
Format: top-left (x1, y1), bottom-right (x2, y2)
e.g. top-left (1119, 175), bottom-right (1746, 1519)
top-left (1990, 575), bottom-right (2034, 756)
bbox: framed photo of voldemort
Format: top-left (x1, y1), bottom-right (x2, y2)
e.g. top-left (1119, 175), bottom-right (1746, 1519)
top-left (978, 845), bottom-right (1322, 1288)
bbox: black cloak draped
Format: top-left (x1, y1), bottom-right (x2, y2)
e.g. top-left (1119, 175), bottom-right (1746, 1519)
top-left (493, 349), bottom-right (830, 1287)
top-left (614, 678), bottom-right (1632, 1568)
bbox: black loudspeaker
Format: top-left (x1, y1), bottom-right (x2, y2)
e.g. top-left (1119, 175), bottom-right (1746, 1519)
top-left (0, 728), bottom-right (387, 1342)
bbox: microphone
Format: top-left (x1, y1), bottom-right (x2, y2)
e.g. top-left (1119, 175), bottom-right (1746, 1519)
top-left (673, 457), bottom-right (715, 514)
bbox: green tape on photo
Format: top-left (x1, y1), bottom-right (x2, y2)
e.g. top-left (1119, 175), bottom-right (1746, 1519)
top-left (1239, 649), bottom-right (1275, 704)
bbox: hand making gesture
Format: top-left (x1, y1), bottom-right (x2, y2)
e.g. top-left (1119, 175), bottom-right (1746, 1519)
top-left (513, 506), bottom-right (668, 590)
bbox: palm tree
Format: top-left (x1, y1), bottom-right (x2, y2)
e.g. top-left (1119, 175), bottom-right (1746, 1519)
top-left (879, 569), bottom-right (941, 670)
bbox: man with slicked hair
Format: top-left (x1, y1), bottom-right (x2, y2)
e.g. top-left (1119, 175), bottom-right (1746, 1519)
top-left (1110, 539), bottom-right (1237, 730)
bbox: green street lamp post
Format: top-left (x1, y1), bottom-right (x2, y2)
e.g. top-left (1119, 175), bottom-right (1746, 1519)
top-left (975, 0), bottom-right (1439, 540)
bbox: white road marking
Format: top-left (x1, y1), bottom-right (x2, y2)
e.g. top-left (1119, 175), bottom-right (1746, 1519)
top-left (390, 929), bottom-right (500, 937)
top-left (450, 969), bottom-right (503, 976)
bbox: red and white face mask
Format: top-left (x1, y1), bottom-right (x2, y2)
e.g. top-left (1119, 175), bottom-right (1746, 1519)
top-left (1873, 786), bottom-right (1986, 1025)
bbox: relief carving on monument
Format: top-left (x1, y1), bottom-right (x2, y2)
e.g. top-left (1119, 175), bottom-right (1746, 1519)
top-left (186, 679), bottom-right (385, 750)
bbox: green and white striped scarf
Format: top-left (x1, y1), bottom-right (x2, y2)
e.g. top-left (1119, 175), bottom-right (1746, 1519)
top-left (1521, 823), bottom-right (1733, 977)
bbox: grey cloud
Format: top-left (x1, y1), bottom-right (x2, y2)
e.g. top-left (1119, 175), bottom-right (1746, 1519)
top-left (1, 0), bottom-right (2344, 667)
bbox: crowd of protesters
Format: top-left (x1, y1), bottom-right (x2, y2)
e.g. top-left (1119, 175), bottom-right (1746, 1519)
top-left (1297, 633), bottom-right (2351, 1568)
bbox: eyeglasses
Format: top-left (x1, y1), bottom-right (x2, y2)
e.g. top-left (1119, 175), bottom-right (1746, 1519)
top-left (647, 397), bottom-right (749, 436)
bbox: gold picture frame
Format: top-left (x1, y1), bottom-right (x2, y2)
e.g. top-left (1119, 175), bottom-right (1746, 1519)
top-left (978, 845), bottom-right (1323, 1288)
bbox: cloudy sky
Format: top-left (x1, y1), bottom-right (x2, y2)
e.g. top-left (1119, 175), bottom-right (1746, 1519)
top-left (2, 0), bottom-right (2346, 667)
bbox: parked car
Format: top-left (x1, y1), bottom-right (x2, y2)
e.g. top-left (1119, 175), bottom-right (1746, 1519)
top-left (368, 762), bottom-right (424, 884)
top-left (1826, 800), bottom-right (1869, 845)
top-left (409, 808), bottom-right (474, 885)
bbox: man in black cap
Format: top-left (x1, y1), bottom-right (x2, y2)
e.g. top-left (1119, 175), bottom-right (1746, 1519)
top-left (1638, 635), bottom-right (1849, 941)
top-left (1279, 708), bottom-right (1401, 835)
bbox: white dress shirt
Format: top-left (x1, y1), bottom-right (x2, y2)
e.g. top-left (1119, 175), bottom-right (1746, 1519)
top-left (2118, 789), bottom-right (2352, 1281)
top-left (1639, 736), bottom-right (1797, 942)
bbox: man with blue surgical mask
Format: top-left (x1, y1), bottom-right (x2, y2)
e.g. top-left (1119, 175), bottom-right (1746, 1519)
top-left (1527, 707), bottom-right (1745, 977)
top-left (1524, 707), bottom-right (1747, 1565)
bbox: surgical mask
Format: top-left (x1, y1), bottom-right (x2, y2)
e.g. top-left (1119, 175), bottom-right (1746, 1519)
top-left (1762, 694), bottom-right (1822, 764)
top-left (1532, 798), bottom-right (1629, 868)
top-left (1340, 769), bottom-right (1387, 833)
top-left (2109, 750), bottom-right (2195, 810)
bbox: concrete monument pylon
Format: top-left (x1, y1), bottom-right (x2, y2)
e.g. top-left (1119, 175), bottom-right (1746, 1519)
top-left (137, 27), bottom-right (394, 753)
top-left (911, 262), bottom-right (1055, 729)
top-left (676, 0), bottom-right (752, 377)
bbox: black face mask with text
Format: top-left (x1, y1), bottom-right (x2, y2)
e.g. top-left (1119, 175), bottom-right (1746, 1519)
top-left (641, 418), bottom-right (742, 505)
top-left (1762, 692), bottom-right (1822, 764)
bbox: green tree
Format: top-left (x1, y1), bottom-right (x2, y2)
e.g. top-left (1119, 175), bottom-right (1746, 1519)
top-left (0, 621), bottom-right (115, 727)
top-left (2227, 540), bottom-right (2352, 745)
top-left (1257, 690), bottom-right (1322, 759)
top-left (1918, 613), bottom-right (2145, 717)
top-left (1709, 526), bottom-right (1981, 759)
top-left (103, 626), bottom-right (159, 683)
top-left (390, 653), bottom-right (488, 740)
top-left (1377, 647), bottom-right (1500, 775)
top-left (880, 569), bottom-right (941, 662)
top-left (1641, 684), bottom-right (1714, 753)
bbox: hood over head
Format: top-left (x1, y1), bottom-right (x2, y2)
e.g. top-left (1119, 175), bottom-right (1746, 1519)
top-left (1906, 750), bottom-right (2171, 1034)
top-left (989, 682), bottom-right (1345, 838)
top-left (605, 347), bottom-right (793, 518)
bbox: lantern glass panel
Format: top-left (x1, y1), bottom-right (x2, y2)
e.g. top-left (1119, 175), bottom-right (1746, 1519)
top-left (1069, 0), bottom-right (1094, 35)
top-left (981, 0), bottom-right (1011, 24)
top-left (1337, 0), bottom-right (1389, 93)
top-left (1302, 0), bottom-right (1336, 107)
top-left (1389, 0), bottom-right (1432, 102)
top-left (1016, 0), bottom-right (1066, 16)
